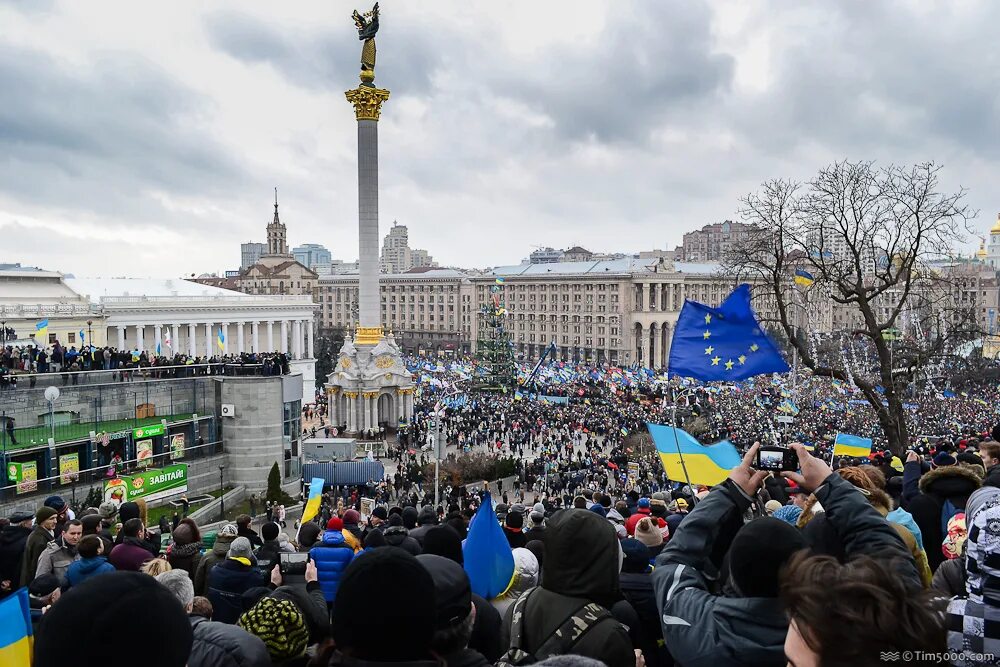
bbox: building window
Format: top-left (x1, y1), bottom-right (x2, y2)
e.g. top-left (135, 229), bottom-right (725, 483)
top-left (67, 333), bottom-right (76, 343)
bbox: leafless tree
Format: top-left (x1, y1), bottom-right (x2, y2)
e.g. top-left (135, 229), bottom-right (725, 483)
top-left (726, 161), bottom-right (976, 455)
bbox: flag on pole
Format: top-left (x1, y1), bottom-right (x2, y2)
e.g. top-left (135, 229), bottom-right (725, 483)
top-left (216, 328), bottom-right (225, 352)
top-left (164, 331), bottom-right (172, 350)
top-left (156, 341), bottom-right (161, 356)
top-left (647, 423), bottom-right (742, 486)
top-left (833, 433), bottom-right (873, 458)
top-left (0, 587), bottom-right (33, 665)
top-left (667, 284), bottom-right (790, 382)
top-left (79, 329), bottom-right (85, 343)
top-left (794, 268), bottom-right (815, 287)
top-left (495, 276), bottom-right (505, 285)
top-left (463, 492), bottom-right (514, 599)
top-left (34, 319), bottom-right (48, 347)
top-left (300, 477), bottom-right (325, 525)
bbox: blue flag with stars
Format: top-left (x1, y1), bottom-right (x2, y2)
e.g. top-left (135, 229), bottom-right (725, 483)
top-left (668, 284), bottom-right (790, 381)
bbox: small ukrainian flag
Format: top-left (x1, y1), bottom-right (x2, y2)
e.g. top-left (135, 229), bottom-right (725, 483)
top-left (495, 276), bottom-right (505, 285)
top-left (794, 268), bottom-right (815, 287)
top-left (217, 328), bottom-right (225, 351)
top-left (833, 433), bottom-right (872, 458)
top-left (34, 318), bottom-right (49, 346)
top-left (0, 588), bottom-right (33, 665)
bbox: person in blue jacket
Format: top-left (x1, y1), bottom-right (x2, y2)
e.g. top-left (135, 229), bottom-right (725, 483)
top-left (309, 517), bottom-right (355, 604)
top-left (65, 534), bottom-right (115, 588)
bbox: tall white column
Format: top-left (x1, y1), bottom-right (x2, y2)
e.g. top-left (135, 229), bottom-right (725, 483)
top-left (221, 323), bottom-right (230, 355)
top-left (267, 321), bottom-right (274, 352)
top-left (205, 323), bottom-right (213, 358)
top-left (136, 325), bottom-right (145, 352)
top-left (292, 320), bottom-right (301, 359)
top-left (117, 326), bottom-right (125, 350)
top-left (347, 396), bottom-right (356, 432)
top-left (306, 319), bottom-right (314, 359)
top-left (237, 322), bottom-right (245, 354)
top-left (188, 324), bottom-right (197, 357)
top-left (252, 322), bottom-right (260, 353)
top-left (280, 321), bottom-right (289, 354)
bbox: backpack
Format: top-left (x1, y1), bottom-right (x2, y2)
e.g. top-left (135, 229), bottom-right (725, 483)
top-left (496, 587), bottom-right (614, 667)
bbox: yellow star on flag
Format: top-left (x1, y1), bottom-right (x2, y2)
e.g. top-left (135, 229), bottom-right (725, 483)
top-left (725, 359), bottom-right (734, 370)
top-left (711, 356), bottom-right (721, 366)
top-left (738, 354), bottom-right (747, 365)
top-left (704, 314), bottom-right (712, 325)
top-left (703, 330), bottom-right (711, 339)
top-left (704, 345), bottom-right (714, 355)
top-left (750, 343), bottom-right (759, 352)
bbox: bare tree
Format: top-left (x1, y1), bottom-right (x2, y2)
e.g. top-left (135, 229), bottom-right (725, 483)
top-left (727, 161), bottom-right (976, 455)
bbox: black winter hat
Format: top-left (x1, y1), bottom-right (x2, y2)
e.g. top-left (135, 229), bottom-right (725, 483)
top-left (298, 521), bottom-right (322, 549)
top-left (417, 506), bottom-right (438, 526)
top-left (620, 539), bottom-right (651, 573)
top-left (505, 512), bottom-right (524, 529)
top-left (35, 571), bottom-right (192, 667)
top-left (333, 549), bottom-right (436, 661)
top-left (728, 517), bottom-right (806, 598)
top-left (261, 522), bottom-right (280, 541)
top-left (372, 506), bottom-right (388, 521)
top-left (364, 529), bottom-right (387, 549)
top-left (417, 554), bottom-right (472, 629)
top-left (422, 525), bottom-right (464, 565)
top-left (401, 506), bottom-right (419, 529)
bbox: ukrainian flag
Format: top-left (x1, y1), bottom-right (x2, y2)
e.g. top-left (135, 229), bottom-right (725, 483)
top-left (0, 587), bottom-right (33, 665)
top-left (647, 423), bottom-right (741, 486)
top-left (495, 276), bottom-right (505, 285)
top-left (300, 477), bottom-right (324, 525)
top-left (216, 328), bottom-right (225, 351)
top-left (833, 433), bottom-right (872, 458)
top-left (34, 319), bottom-right (49, 346)
top-left (463, 492), bottom-right (514, 599)
top-left (794, 268), bottom-right (815, 287)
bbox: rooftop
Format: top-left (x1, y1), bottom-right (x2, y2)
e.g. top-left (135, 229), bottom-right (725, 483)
top-left (65, 277), bottom-right (250, 304)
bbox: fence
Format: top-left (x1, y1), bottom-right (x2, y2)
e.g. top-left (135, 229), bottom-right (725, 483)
top-left (0, 361), bottom-right (285, 391)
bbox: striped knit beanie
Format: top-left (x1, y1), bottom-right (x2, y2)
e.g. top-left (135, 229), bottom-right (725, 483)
top-left (238, 597), bottom-right (308, 662)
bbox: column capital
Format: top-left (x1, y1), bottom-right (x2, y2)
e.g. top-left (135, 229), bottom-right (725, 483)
top-left (345, 86), bottom-right (390, 121)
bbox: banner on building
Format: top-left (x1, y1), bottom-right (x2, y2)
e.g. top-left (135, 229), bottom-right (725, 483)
top-left (103, 463), bottom-right (188, 506)
top-left (136, 440), bottom-right (153, 468)
top-left (134, 423), bottom-right (165, 439)
top-left (169, 433), bottom-right (186, 460)
top-left (59, 453), bottom-right (79, 484)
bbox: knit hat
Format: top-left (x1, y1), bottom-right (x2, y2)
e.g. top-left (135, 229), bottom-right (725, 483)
top-left (35, 506), bottom-right (58, 525)
top-left (773, 505), bottom-right (803, 526)
top-left (764, 500), bottom-right (783, 515)
top-left (422, 525), bottom-right (464, 565)
top-left (333, 549), bottom-right (436, 661)
top-left (98, 501), bottom-right (119, 520)
top-left (933, 452), bottom-right (957, 468)
top-left (401, 506), bottom-right (419, 529)
top-left (218, 523), bottom-right (239, 537)
top-left (238, 597), bottom-right (309, 663)
top-left (651, 492), bottom-right (667, 503)
top-left (417, 554), bottom-right (473, 629)
top-left (44, 495), bottom-right (67, 513)
top-left (505, 511), bottom-right (524, 530)
top-left (29, 573), bottom-right (61, 598)
top-left (495, 503), bottom-right (509, 521)
top-left (228, 536), bottom-right (253, 560)
top-left (728, 517), bottom-right (807, 598)
top-left (417, 506), bottom-right (438, 526)
top-left (372, 506), bottom-right (388, 521)
top-left (530, 511), bottom-right (544, 526)
top-left (326, 517), bottom-right (344, 531)
top-left (297, 521), bottom-right (321, 549)
top-left (634, 517), bottom-right (663, 548)
top-left (637, 498), bottom-right (650, 509)
top-left (261, 522), bottom-right (280, 541)
top-left (364, 529), bottom-right (387, 549)
top-left (343, 509), bottom-right (361, 525)
top-left (588, 504), bottom-right (607, 518)
top-left (533, 502), bottom-right (545, 515)
top-left (620, 538), bottom-right (651, 573)
top-left (35, 571), bottom-right (192, 667)
top-left (510, 503), bottom-right (526, 515)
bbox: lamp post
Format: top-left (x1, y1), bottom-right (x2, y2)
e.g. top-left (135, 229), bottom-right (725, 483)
top-left (218, 465), bottom-right (226, 521)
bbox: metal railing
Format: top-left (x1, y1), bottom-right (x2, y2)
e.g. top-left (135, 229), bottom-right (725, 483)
top-left (0, 361), bottom-right (287, 391)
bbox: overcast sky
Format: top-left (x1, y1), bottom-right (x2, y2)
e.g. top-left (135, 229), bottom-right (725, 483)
top-left (2, 0), bottom-right (998, 278)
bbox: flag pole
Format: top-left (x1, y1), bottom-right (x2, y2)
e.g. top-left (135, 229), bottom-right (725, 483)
top-left (670, 392), bottom-right (696, 502)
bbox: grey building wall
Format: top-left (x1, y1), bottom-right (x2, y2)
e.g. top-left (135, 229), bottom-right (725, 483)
top-left (216, 375), bottom-right (288, 495)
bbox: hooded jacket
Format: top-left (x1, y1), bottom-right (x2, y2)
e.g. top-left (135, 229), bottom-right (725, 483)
top-left (35, 537), bottom-right (79, 579)
top-left (0, 524), bottom-right (31, 591)
top-left (108, 538), bottom-right (154, 572)
top-left (187, 614), bottom-right (271, 667)
top-left (207, 557), bottom-right (267, 624)
top-left (904, 462), bottom-right (981, 572)
top-left (310, 529), bottom-right (355, 603)
top-left (382, 526), bottom-right (421, 556)
top-left (194, 533), bottom-right (235, 596)
top-left (501, 509), bottom-right (634, 667)
top-left (65, 556), bottom-right (115, 588)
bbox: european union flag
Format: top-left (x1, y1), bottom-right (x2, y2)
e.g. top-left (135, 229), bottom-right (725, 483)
top-left (668, 284), bottom-right (789, 381)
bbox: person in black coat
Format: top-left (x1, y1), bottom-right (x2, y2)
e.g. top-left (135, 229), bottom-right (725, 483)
top-left (903, 458), bottom-right (981, 572)
top-left (0, 511), bottom-right (33, 595)
top-left (619, 539), bottom-right (667, 667)
top-left (207, 537), bottom-right (267, 624)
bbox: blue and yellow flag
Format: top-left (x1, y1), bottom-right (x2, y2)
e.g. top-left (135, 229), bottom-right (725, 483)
top-left (34, 319), bottom-right (48, 346)
top-left (794, 268), bottom-right (815, 287)
top-left (647, 423), bottom-right (741, 486)
top-left (463, 492), bottom-right (514, 599)
top-left (216, 328), bottom-right (225, 351)
top-left (0, 587), bottom-right (33, 665)
top-left (833, 433), bottom-right (873, 458)
top-left (495, 276), bottom-right (505, 285)
top-left (667, 284), bottom-right (790, 381)
top-left (300, 477), bottom-right (325, 525)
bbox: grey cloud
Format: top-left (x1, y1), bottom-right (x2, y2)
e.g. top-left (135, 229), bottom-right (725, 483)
top-left (0, 44), bottom-right (248, 225)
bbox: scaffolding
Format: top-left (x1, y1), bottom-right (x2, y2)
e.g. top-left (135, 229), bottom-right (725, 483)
top-left (473, 283), bottom-right (516, 392)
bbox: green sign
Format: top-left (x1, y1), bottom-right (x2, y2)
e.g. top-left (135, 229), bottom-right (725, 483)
top-left (7, 462), bottom-right (20, 482)
top-left (103, 463), bottom-right (187, 505)
top-left (134, 423), bottom-right (165, 439)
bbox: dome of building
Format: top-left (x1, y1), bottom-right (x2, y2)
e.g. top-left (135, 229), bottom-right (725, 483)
top-left (976, 240), bottom-right (988, 260)
top-left (991, 212), bottom-right (1000, 234)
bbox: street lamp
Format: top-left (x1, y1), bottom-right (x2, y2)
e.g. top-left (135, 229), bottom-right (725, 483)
top-left (218, 465), bottom-right (226, 521)
top-left (86, 320), bottom-right (93, 348)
